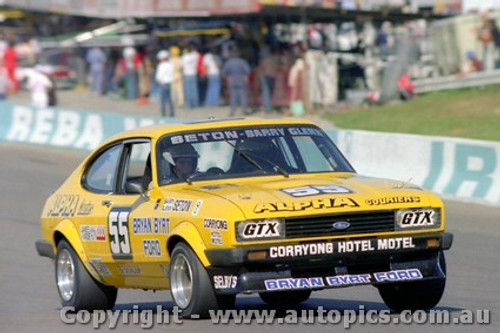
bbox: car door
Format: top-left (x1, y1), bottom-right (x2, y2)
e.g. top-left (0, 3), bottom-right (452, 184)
top-left (107, 139), bottom-right (169, 288)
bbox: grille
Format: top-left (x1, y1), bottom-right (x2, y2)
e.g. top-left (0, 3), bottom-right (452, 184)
top-left (285, 210), bottom-right (395, 239)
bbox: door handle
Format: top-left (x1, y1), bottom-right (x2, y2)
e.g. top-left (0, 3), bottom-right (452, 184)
top-left (101, 200), bottom-right (113, 207)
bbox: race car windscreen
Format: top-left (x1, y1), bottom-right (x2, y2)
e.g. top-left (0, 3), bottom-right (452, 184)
top-left (156, 125), bottom-right (354, 185)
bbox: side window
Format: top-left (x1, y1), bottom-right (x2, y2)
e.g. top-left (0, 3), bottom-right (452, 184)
top-left (84, 145), bottom-right (121, 193)
top-left (121, 142), bottom-right (152, 193)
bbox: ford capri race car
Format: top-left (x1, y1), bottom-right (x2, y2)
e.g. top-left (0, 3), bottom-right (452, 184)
top-left (36, 118), bottom-right (452, 317)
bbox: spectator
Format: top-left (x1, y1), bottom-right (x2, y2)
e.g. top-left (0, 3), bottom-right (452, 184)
top-left (181, 44), bottom-right (200, 108)
top-left (123, 45), bottom-right (138, 100)
top-left (288, 52), bottom-right (306, 114)
top-left (86, 47), bottom-right (107, 94)
top-left (460, 50), bottom-right (483, 74)
top-left (137, 47), bottom-right (152, 105)
top-left (104, 47), bottom-right (121, 96)
top-left (170, 46), bottom-right (184, 108)
top-left (489, 19), bottom-right (500, 68)
top-left (258, 47), bottom-right (278, 113)
top-left (475, 13), bottom-right (495, 71)
top-left (397, 72), bottom-right (415, 100)
top-left (155, 50), bottom-right (175, 117)
top-left (0, 65), bottom-right (12, 100)
top-left (203, 48), bottom-right (222, 107)
top-left (27, 65), bottom-right (53, 107)
top-left (222, 48), bottom-right (251, 116)
top-left (3, 41), bottom-right (18, 92)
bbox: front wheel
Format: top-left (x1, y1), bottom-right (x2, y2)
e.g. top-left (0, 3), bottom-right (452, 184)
top-left (259, 290), bottom-right (312, 305)
top-left (55, 239), bottom-right (117, 311)
top-left (378, 252), bottom-right (447, 312)
top-left (169, 242), bottom-right (235, 318)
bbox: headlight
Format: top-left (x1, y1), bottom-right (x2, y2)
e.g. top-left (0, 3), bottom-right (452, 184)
top-left (395, 208), bottom-right (441, 230)
top-left (236, 218), bottom-right (284, 242)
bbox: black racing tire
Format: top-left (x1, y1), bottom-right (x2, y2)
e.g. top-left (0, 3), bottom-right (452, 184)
top-left (259, 290), bottom-right (312, 306)
top-left (55, 239), bottom-right (117, 311)
top-left (169, 242), bottom-right (235, 318)
top-left (378, 252), bottom-right (447, 312)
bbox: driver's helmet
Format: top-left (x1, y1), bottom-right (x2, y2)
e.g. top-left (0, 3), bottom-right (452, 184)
top-left (168, 143), bottom-right (199, 173)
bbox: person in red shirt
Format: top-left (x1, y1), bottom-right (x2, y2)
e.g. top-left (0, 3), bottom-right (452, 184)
top-left (397, 72), bottom-right (415, 100)
top-left (3, 41), bottom-right (18, 92)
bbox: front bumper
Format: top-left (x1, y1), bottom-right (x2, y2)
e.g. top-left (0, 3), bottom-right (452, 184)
top-left (205, 233), bottom-right (452, 294)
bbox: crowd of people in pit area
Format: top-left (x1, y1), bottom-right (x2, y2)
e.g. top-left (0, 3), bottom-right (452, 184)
top-left (83, 43), bottom-right (308, 117)
top-left (0, 37), bottom-right (307, 117)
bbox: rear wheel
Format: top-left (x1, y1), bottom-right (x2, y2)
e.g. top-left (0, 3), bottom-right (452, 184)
top-left (259, 290), bottom-right (312, 305)
top-left (55, 239), bottom-right (117, 311)
top-left (169, 242), bottom-right (235, 318)
top-left (378, 252), bottom-right (447, 312)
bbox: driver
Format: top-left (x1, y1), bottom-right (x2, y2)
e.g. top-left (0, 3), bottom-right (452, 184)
top-left (167, 144), bottom-right (199, 179)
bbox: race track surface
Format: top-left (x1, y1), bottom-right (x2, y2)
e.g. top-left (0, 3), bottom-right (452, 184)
top-left (0, 143), bottom-right (498, 332)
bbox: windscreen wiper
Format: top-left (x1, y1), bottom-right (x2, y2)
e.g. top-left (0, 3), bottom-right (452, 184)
top-left (226, 141), bottom-right (289, 178)
top-left (226, 141), bottom-right (265, 172)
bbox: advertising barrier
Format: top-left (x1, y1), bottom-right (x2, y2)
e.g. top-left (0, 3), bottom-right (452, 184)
top-left (1, 101), bottom-right (499, 206)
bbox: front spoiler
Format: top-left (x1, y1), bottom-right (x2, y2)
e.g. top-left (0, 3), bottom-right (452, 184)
top-left (205, 233), bottom-right (452, 294)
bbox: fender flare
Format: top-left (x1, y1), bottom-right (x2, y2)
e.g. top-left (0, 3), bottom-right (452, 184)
top-left (168, 222), bottom-right (210, 267)
top-left (53, 219), bottom-right (103, 282)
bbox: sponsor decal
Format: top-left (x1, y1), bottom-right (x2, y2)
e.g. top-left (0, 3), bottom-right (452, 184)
top-left (281, 185), bottom-right (352, 197)
top-left (132, 217), bottom-right (169, 234)
top-left (77, 200), bottom-right (94, 216)
top-left (169, 127), bottom-right (324, 145)
top-left (203, 218), bottom-right (228, 231)
top-left (397, 209), bottom-right (435, 228)
top-left (268, 237), bottom-right (415, 258)
top-left (265, 277), bottom-right (325, 291)
top-left (161, 198), bottom-right (192, 213)
top-left (47, 194), bottom-right (80, 217)
top-left (240, 221), bottom-right (280, 239)
top-left (89, 258), bottom-right (111, 277)
top-left (191, 199), bottom-right (203, 216)
top-left (213, 275), bottom-right (238, 289)
top-left (326, 274), bottom-right (371, 286)
top-left (153, 198), bottom-right (162, 210)
top-left (265, 269), bottom-right (423, 290)
top-left (210, 231), bottom-right (223, 245)
top-left (143, 239), bottom-right (162, 257)
top-left (80, 225), bottom-right (106, 242)
top-left (108, 208), bottom-right (132, 259)
top-left (118, 265), bottom-right (142, 276)
top-left (373, 269), bottom-right (423, 282)
top-left (270, 242), bottom-right (334, 258)
top-left (366, 196), bottom-right (421, 206)
top-left (254, 197), bottom-right (359, 213)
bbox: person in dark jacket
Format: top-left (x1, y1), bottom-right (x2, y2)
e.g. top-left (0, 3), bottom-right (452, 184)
top-left (221, 48), bottom-right (250, 116)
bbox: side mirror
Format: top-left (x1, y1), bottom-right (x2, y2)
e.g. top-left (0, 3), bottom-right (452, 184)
top-left (125, 181), bottom-right (150, 200)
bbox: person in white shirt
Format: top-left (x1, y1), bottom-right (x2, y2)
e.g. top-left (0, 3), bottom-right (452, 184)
top-left (155, 50), bottom-right (175, 117)
top-left (202, 49), bottom-right (221, 106)
top-left (181, 45), bottom-right (200, 108)
top-left (27, 66), bottom-right (53, 107)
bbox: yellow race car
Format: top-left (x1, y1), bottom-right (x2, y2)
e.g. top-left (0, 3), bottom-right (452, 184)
top-left (36, 118), bottom-right (453, 317)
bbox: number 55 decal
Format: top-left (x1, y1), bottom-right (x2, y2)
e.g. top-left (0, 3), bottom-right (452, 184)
top-left (108, 207), bottom-right (132, 259)
top-left (281, 185), bottom-right (352, 197)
